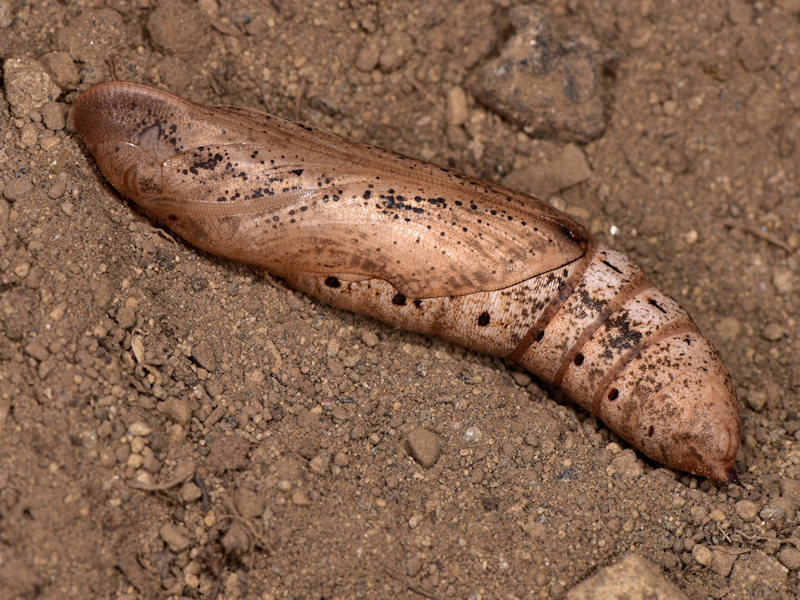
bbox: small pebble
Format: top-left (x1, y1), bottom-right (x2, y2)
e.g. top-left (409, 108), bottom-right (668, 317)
top-left (129, 422), bottom-right (152, 436)
top-left (773, 267), bottom-right (795, 294)
top-left (406, 556), bottom-right (423, 577)
top-left (234, 487), bottom-right (265, 519)
top-left (446, 86), bottom-right (469, 127)
top-left (126, 453), bottom-right (143, 469)
top-left (524, 432), bottom-right (539, 447)
top-left (360, 330), bottom-right (379, 347)
top-left (180, 481), bottom-right (202, 503)
top-left (762, 322), bottom-right (786, 341)
top-left (41, 101), bottom-right (66, 131)
top-left (191, 342), bottom-right (218, 371)
top-left (354, 37), bottom-right (381, 72)
top-left (464, 426), bottom-right (483, 444)
top-left (39, 51), bottom-right (80, 89)
top-left (711, 548), bottom-right (737, 577)
top-left (14, 263), bottom-right (30, 278)
top-left (221, 521), bottom-right (251, 555)
top-left (735, 500), bottom-right (758, 521)
top-left (115, 305), bottom-right (137, 329)
top-left (3, 175), bottom-right (33, 203)
top-left (760, 507), bottom-right (786, 521)
top-left (47, 180), bottom-right (66, 200)
top-left (291, 489), bottom-right (310, 505)
top-left (326, 338), bottom-right (340, 357)
top-left (708, 508), bottom-right (727, 523)
top-left (511, 370), bottom-right (532, 387)
top-left (746, 390), bottom-right (767, 412)
top-left (407, 428), bottom-right (441, 468)
top-left (20, 124), bottom-right (38, 147)
top-left (24, 340), bottom-right (50, 362)
top-left (777, 547), bottom-right (800, 570)
top-left (378, 31), bottom-right (412, 72)
top-left (163, 397), bottom-right (192, 425)
top-left (692, 544), bottom-right (714, 566)
top-left (309, 453), bottom-right (330, 475)
top-left (609, 449), bottom-right (643, 479)
top-left (715, 316), bottom-right (741, 341)
top-left (333, 451), bottom-right (350, 467)
top-left (2, 57), bottom-right (61, 118)
top-left (160, 523), bottom-right (191, 552)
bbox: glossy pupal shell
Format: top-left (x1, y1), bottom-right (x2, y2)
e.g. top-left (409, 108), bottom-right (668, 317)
top-left (74, 82), bottom-right (740, 482)
top-left (73, 81), bottom-right (588, 299)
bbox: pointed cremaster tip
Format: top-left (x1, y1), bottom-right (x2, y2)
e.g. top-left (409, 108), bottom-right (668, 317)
top-left (725, 466), bottom-right (742, 487)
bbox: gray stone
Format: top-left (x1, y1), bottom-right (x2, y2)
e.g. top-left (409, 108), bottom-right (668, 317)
top-left (472, 6), bottom-right (615, 143)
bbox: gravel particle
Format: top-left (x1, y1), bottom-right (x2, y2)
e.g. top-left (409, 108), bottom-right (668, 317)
top-left (126, 453), bottom-right (143, 469)
top-left (57, 8), bottom-right (126, 62)
top-left (735, 500), bottom-right (759, 521)
top-left (779, 479), bottom-right (800, 515)
top-left (41, 101), bottom-right (66, 131)
top-left (14, 263), bottom-right (30, 278)
top-left (221, 521), bottom-right (251, 555)
top-left (777, 547), bottom-right (800, 570)
top-left (746, 390), bottom-right (767, 412)
top-left (291, 489), bottom-right (310, 505)
top-left (333, 451), bottom-right (350, 467)
top-left (20, 124), bottom-right (38, 147)
top-left (360, 330), bottom-right (379, 347)
top-left (524, 432), bottom-right (539, 447)
top-left (47, 180), bottom-right (66, 200)
top-left (505, 143), bottom-right (593, 200)
top-left (446, 86), bottom-right (469, 127)
top-left (378, 31), bottom-right (413, 72)
top-left (180, 481), bottom-right (202, 503)
top-left (354, 37), bottom-right (381, 72)
top-left (464, 426), bottom-right (483, 443)
top-left (3, 175), bottom-right (33, 203)
top-left (147, 1), bottom-right (212, 56)
top-left (472, 6), bottom-right (612, 143)
top-left (128, 422), bottom-right (152, 437)
top-left (609, 449), bottom-right (643, 480)
top-left (760, 507), bottom-right (786, 521)
top-left (234, 487), bottom-right (265, 519)
top-left (511, 370), bottom-right (532, 387)
top-left (39, 51), bottom-right (79, 89)
top-left (762, 322), bottom-right (786, 341)
top-left (407, 428), bottom-right (441, 468)
top-left (326, 338), bottom-right (340, 357)
top-left (191, 342), bottom-right (217, 371)
top-left (711, 548), bottom-right (738, 577)
top-left (160, 523), bottom-right (191, 553)
top-left (692, 544), bottom-right (713, 566)
top-left (728, 0), bottom-right (753, 24)
top-left (567, 554), bottom-right (688, 599)
top-left (115, 306), bottom-right (137, 329)
top-left (2, 57), bottom-right (61, 119)
top-left (309, 453), bottom-right (330, 475)
top-left (163, 397), bottom-right (192, 425)
top-left (406, 556), bottom-right (423, 577)
top-left (715, 316), bottom-right (741, 341)
top-left (773, 267), bottom-right (795, 294)
top-left (24, 340), bottom-right (49, 362)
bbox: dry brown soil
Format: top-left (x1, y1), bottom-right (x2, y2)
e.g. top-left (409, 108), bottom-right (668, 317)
top-left (1, 1), bottom-right (799, 599)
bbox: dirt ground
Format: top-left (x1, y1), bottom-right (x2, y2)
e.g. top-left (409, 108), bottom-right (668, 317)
top-left (1, 0), bottom-right (800, 598)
